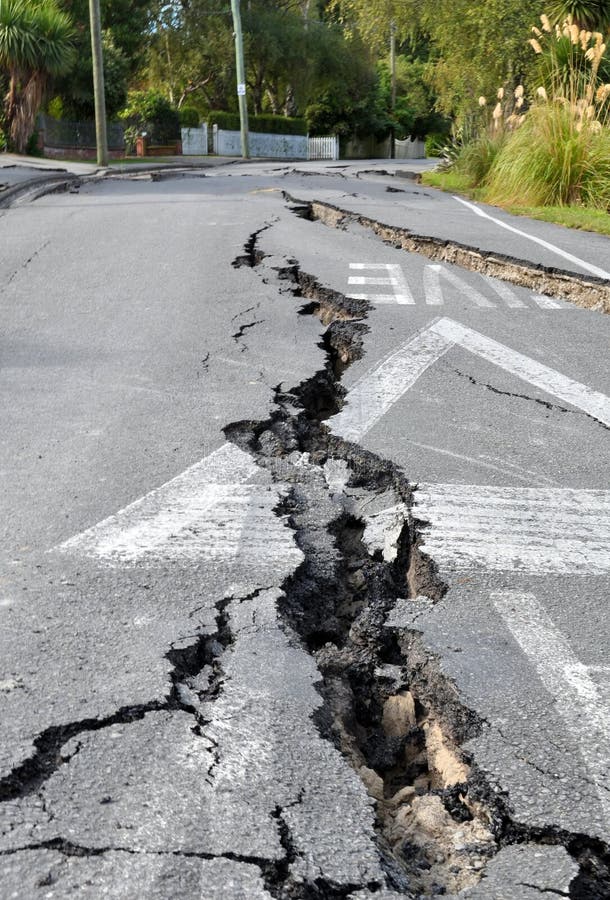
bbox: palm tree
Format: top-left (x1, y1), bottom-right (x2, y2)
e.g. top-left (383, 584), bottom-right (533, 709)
top-left (0, 0), bottom-right (75, 153)
top-left (549, 1), bottom-right (610, 31)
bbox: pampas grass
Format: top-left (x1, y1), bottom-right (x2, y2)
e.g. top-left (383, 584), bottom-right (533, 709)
top-left (449, 14), bottom-right (610, 210)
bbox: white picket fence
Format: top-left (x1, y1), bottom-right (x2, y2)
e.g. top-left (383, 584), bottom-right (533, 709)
top-left (307, 135), bottom-right (340, 161)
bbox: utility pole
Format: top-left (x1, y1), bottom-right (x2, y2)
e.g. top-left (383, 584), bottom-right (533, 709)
top-left (88, 0), bottom-right (108, 167)
top-left (230, 0), bottom-right (249, 159)
top-left (390, 20), bottom-right (397, 160)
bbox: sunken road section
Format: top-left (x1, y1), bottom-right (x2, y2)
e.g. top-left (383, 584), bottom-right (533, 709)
top-left (284, 194), bottom-right (610, 314)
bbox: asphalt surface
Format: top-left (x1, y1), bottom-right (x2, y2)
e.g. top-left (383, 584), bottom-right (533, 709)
top-left (0, 159), bottom-right (608, 899)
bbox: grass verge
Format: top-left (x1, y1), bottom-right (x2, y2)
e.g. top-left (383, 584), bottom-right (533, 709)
top-left (422, 170), bottom-right (610, 236)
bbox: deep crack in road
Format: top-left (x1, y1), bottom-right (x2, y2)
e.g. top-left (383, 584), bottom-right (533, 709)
top-left (0, 160), bottom-right (608, 899)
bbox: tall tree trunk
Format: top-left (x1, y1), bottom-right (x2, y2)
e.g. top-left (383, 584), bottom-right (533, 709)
top-left (164, 32), bottom-right (175, 105)
top-left (4, 72), bottom-right (20, 139)
top-left (11, 71), bottom-right (46, 153)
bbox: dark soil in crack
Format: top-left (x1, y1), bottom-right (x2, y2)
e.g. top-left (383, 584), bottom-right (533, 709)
top-left (221, 229), bottom-right (610, 899)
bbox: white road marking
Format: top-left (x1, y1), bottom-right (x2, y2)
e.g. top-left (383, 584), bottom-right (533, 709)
top-left (425, 264), bottom-right (495, 307)
top-left (482, 275), bottom-right (527, 308)
top-left (354, 262), bottom-right (569, 310)
top-left (431, 318), bottom-right (610, 426)
top-left (348, 276), bottom-right (396, 286)
top-left (348, 263), bottom-right (414, 304)
top-left (453, 195), bottom-right (610, 280)
top-left (415, 483), bottom-right (610, 575)
top-left (56, 443), bottom-right (303, 568)
top-left (329, 317), bottom-right (610, 441)
top-left (329, 320), bottom-right (452, 442)
top-left (532, 293), bottom-right (565, 309)
top-left (348, 293), bottom-right (408, 303)
top-left (493, 591), bottom-right (610, 825)
top-left (423, 265), bottom-right (444, 305)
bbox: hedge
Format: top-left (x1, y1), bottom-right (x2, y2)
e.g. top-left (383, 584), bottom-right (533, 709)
top-left (208, 111), bottom-right (307, 135)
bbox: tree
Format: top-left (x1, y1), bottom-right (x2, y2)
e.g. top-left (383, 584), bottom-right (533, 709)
top-left (118, 88), bottom-right (179, 148)
top-left (415, 0), bottom-right (535, 124)
top-left (329, 0), bottom-right (537, 127)
top-left (145, 0), bottom-right (235, 113)
top-left (53, 0), bottom-right (152, 118)
top-left (329, 0), bottom-right (420, 51)
top-left (0, 0), bottom-right (75, 151)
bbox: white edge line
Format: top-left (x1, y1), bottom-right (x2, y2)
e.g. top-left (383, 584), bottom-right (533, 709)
top-left (453, 196), bottom-right (610, 281)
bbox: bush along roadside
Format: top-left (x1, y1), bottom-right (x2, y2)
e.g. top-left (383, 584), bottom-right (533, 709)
top-left (208, 111), bottom-right (307, 135)
top-left (424, 14), bottom-right (610, 235)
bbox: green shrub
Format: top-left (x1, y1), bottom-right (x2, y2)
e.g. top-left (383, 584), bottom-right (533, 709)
top-left (451, 133), bottom-right (507, 187)
top-left (179, 106), bottom-right (200, 128)
top-left (47, 96), bottom-right (64, 119)
top-left (208, 111), bottom-right (241, 131)
top-left (485, 20), bottom-right (610, 208)
top-left (26, 131), bottom-right (42, 157)
top-left (485, 104), bottom-right (610, 208)
top-left (250, 114), bottom-right (307, 136)
top-left (119, 91), bottom-right (180, 144)
top-left (208, 111), bottom-right (307, 135)
top-left (425, 132), bottom-right (448, 157)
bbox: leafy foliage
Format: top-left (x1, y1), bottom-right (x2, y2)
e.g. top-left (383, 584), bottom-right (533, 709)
top-left (0, 0), bottom-right (76, 151)
top-left (209, 110), bottom-right (307, 135)
top-left (119, 89), bottom-right (180, 144)
top-left (548, 1), bottom-right (610, 30)
top-left (445, 17), bottom-right (610, 210)
top-left (178, 105), bottom-right (200, 127)
top-left (53, 0), bottom-right (151, 118)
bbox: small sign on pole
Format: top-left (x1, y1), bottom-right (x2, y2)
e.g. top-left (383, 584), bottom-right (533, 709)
top-left (237, 83), bottom-right (246, 96)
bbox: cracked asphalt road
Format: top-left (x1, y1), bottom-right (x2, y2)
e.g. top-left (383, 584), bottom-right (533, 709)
top-left (0, 160), bottom-right (608, 898)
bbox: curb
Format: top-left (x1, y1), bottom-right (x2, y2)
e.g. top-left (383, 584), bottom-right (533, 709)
top-left (0, 172), bottom-right (80, 209)
top-left (0, 159), bottom-right (242, 208)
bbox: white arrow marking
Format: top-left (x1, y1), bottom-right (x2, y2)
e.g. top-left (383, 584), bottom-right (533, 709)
top-left (493, 591), bottom-right (610, 826)
top-left (482, 275), bottom-right (527, 308)
top-left (453, 195), bottom-right (610, 280)
top-left (329, 317), bottom-right (610, 442)
top-left (532, 293), bottom-right (565, 309)
top-left (348, 293), bottom-right (409, 303)
top-left (57, 443), bottom-right (303, 568)
top-left (415, 483), bottom-right (610, 575)
top-left (422, 265), bottom-right (444, 305)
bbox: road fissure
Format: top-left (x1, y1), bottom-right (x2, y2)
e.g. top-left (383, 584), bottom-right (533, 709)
top-left (219, 226), bottom-right (610, 898)
top-left (284, 194), bottom-right (610, 313)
